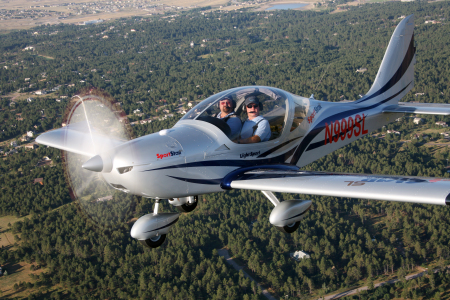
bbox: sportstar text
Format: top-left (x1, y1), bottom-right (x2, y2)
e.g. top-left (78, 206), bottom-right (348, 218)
top-left (156, 150), bottom-right (182, 160)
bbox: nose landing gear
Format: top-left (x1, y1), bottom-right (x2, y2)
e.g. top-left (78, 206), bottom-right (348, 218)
top-left (130, 199), bottom-right (180, 249)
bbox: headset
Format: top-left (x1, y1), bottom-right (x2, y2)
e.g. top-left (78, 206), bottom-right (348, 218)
top-left (217, 97), bottom-right (236, 110)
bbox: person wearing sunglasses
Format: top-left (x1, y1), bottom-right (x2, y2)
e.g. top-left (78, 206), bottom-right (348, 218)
top-left (216, 97), bottom-right (242, 140)
top-left (237, 96), bottom-right (271, 144)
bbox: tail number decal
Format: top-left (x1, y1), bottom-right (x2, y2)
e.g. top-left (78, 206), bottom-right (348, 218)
top-left (324, 114), bottom-right (368, 145)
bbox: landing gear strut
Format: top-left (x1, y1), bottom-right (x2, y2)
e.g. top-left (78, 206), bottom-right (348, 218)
top-left (130, 199), bottom-right (180, 249)
top-left (262, 191), bottom-right (311, 234)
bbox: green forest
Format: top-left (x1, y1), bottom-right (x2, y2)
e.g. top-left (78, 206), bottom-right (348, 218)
top-left (1, 1), bottom-right (450, 299)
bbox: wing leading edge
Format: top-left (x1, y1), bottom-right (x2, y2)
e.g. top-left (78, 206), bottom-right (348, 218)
top-left (229, 170), bottom-right (450, 205)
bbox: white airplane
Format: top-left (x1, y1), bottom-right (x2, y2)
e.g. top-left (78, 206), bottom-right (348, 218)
top-left (37, 15), bottom-right (450, 248)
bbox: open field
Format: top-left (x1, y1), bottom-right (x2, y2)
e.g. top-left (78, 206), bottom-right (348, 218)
top-left (0, 0), bottom-right (322, 32)
top-left (0, 215), bottom-right (27, 248)
top-left (0, 261), bottom-right (46, 298)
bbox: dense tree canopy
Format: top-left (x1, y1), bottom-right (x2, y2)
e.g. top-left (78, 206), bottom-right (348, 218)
top-left (1, 2), bottom-right (450, 299)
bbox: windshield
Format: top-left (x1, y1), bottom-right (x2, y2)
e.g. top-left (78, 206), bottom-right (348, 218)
top-left (181, 86), bottom-right (289, 143)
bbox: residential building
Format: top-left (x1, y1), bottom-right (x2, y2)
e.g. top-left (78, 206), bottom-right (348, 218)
top-left (413, 118), bottom-right (423, 124)
top-left (290, 250), bottom-right (310, 261)
top-left (436, 121), bottom-right (448, 127)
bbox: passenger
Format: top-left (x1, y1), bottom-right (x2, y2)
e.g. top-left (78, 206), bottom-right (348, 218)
top-left (216, 97), bottom-right (242, 140)
top-left (237, 96), bottom-right (271, 144)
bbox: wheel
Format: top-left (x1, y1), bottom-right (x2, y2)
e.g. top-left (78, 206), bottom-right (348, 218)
top-left (139, 234), bottom-right (166, 248)
top-left (275, 221), bottom-right (300, 234)
top-left (176, 199), bottom-right (198, 213)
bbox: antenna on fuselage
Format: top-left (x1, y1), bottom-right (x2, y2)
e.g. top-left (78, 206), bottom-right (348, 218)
top-left (312, 63), bottom-right (331, 100)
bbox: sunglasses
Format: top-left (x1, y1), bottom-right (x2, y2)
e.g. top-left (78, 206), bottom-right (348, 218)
top-left (247, 104), bottom-right (258, 109)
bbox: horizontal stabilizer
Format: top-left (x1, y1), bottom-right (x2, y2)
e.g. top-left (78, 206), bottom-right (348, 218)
top-left (36, 123), bottom-right (126, 157)
top-left (230, 170), bottom-right (450, 205)
top-left (383, 103), bottom-right (450, 115)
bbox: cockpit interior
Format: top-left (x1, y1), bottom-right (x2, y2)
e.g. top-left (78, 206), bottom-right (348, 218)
top-left (180, 86), bottom-right (309, 143)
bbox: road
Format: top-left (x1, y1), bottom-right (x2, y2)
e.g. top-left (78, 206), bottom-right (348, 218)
top-left (322, 266), bottom-right (449, 299)
top-left (218, 249), bottom-right (277, 300)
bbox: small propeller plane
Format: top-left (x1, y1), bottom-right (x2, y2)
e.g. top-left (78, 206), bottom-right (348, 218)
top-left (37, 15), bottom-right (450, 248)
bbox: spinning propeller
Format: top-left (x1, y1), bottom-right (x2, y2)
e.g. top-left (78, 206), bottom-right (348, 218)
top-left (62, 88), bottom-right (135, 230)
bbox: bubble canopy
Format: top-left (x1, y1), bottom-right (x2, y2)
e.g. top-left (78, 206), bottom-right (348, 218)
top-left (180, 86), bottom-right (291, 142)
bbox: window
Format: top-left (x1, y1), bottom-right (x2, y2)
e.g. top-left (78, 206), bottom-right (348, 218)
top-left (180, 86), bottom-right (288, 142)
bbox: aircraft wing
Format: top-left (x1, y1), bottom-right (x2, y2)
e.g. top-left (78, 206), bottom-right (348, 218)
top-left (228, 170), bottom-right (450, 205)
top-left (36, 122), bottom-right (126, 157)
top-left (383, 103), bottom-right (450, 115)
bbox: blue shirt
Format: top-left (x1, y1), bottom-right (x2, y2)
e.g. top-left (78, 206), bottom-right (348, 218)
top-left (217, 112), bottom-right (242, 140)
top-left (240, 116), bottom-right (271, 142)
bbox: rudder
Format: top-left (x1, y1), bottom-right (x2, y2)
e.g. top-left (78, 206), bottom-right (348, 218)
top-left (356, 15), bottom-right (416, 105)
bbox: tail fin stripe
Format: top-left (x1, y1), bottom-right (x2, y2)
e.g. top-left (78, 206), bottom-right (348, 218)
top-left (355, 34), bottom-right (415, 104)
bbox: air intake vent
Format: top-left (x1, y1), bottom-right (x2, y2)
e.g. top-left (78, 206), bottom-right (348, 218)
top-left (117, 166), bottom-right (133, 174)
top-left (110, 183), bottom-right (127, 190)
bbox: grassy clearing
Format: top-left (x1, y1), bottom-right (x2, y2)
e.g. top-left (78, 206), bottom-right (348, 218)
top-left (0, 262), bottom-right (46, 298)
top-left (199, 54), bottom-right (214, 59)
top-left (0, 215), bottom-right (27, 248)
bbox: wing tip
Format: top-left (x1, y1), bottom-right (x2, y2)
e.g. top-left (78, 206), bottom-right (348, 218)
top-left (446, 193), bottom-right (450, 206)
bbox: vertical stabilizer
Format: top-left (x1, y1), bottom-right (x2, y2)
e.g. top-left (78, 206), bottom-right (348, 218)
top-left (356, 15), bottom-right (415, 105)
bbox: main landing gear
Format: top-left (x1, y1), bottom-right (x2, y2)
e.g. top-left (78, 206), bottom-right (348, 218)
top-left (262, 191), bottom-right (311, 233)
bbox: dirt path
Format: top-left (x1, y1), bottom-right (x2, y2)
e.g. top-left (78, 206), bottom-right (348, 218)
top-left (322, 266), bottom-right (450, 299)
top-left (218, 249), bottom-right (277, 300)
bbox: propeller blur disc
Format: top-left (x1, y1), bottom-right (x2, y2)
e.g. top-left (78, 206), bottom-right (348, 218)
top-left (62, 88), bottom-right (135, 230)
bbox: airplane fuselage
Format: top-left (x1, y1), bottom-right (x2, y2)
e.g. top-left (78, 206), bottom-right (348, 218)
top-left (101, 86), bottom-right (403, 199)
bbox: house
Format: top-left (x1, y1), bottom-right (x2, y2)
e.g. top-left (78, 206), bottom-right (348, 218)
top-left (133, 109), bottom-right (141, 114)
top-left (21, 136), bottom-right (30, 142)
top-left (10, 141), bottom-right (17, 147)
top-left (36, 156), bottom-right (52, 167)
top-left (27, 97), bottom-right (35, 102)
top-left (35, 90), bottom-right (47, 95)
top-left (413, 118), bottom-right (423, 124)
top-left (436, 121), bottom-right (448, 127)
top-left (290, 250), bottom-right (310, 261)
top-left (34, 178), bottom-right (44, 185)
top-left (356, 68), bottom-right (367, 73)
top-left (440, 132), bottom-right (450, 138)
top-left (27, 131), bottom-right (34, 137)
top-left (97, 195), bottom-right (113, 202)
top-left (387, 130), bottom-right (400, 135)
top-left (25, 143), bottom-right (38, 150)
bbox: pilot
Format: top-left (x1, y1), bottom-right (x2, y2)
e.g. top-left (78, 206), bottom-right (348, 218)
top-left (238, 96), bottom-right (271, 144)
top-left (216, 97), bottom-right (242, 140)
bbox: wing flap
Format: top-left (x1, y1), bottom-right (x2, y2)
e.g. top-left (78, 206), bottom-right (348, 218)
top-left (230, 170), bottom-right (450, 205)
top-left (383, 103), bottom-right (450, 115)
top-left (36, 123), bottom-right (126, 157)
